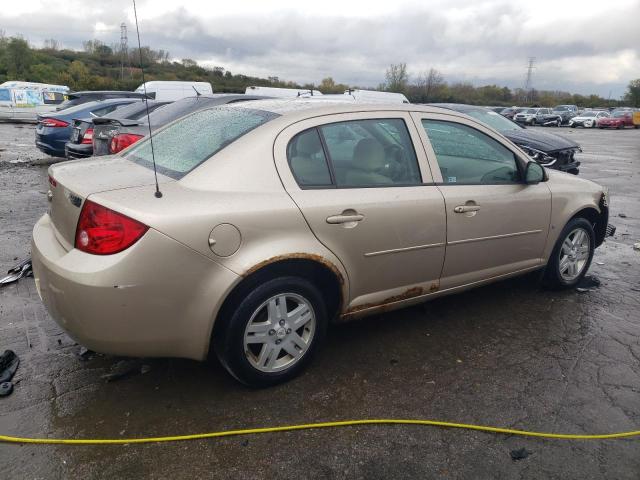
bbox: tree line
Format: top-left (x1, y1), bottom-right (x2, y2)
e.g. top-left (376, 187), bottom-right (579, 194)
top-left (0, 33), bottom-right (637, 108)
top-left (382, 63), bottom-right (639, 108)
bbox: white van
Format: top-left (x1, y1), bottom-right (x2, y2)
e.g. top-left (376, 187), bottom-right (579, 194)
top-left (245, 86), bottom-right (323, 98)
top-left (344, 89), bottom-right (409, 103)
top-left (0, 81), bottom-right (69, 122)
top-left (135, 81), bottom-right (213, 101)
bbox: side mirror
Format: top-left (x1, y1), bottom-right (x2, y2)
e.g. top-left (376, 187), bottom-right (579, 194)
top-left (525, 161), bottom-right (546, 184)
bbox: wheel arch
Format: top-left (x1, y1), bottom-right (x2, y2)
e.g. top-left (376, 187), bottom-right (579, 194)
top-left (208, 255), bottom-right (346, 358)
top-left (570, 204), bottom-right (608, 247)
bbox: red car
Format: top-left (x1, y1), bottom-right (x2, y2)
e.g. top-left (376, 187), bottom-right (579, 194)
top-left (597, 110), bottom-right (636, 129)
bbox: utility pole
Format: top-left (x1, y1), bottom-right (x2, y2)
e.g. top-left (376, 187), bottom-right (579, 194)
top-left (523, 57), bottom-right (535, 104)
top-left (120, 23), bottom-right (129, 81)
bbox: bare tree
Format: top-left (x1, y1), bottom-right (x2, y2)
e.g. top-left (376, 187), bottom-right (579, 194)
top-left (44, 38), bottom-right (59, 50)
top-left (416, 68), bottom-right (444, 101)
top-left (384, 63), bottom-right (409, 93)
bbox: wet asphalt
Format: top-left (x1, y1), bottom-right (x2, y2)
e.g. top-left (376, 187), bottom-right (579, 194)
top-left (0, 122), bottom-right (639, 479)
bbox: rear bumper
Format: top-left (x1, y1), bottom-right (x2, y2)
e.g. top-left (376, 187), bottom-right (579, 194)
top-left (31, 214), bottom-right (239, 361)
top-left (35, 134), bottom-right (66, 157)
top-left (65, 143), bottom-right (93, 159)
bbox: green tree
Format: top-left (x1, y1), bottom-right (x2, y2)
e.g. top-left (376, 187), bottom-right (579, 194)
top-left (2, 37), bottom-right (33, 78)
top-left (625, 79), bottom-right (640, 107)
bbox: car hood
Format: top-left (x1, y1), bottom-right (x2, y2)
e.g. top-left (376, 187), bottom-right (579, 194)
top-left (502, 128), bottom-right (579, 152)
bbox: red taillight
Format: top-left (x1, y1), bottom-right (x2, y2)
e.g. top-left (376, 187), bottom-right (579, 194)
top-left (109, 133), bottom-right (143, 154)
top-left (75, 200), bottom-right (148, 255)
top-left (81, 128), bottom-right (94, 144)
top-left (48, 175), bottom-right (57, 187)
top-left (40, 118), bottom-right (69, 128)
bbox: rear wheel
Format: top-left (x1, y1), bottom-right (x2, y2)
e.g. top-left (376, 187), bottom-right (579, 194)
top-left (543, 217), bottom-right (595, 289)
top-left (213, 276), bottom-right (327, 387)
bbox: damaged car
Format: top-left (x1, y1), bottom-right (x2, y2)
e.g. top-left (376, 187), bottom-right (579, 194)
top-left (430, 104), bottom-right (581, 174)
top-left (569, 110), bottom-right (609, 128)
top-left (32, 101), bottom-right (611, 387)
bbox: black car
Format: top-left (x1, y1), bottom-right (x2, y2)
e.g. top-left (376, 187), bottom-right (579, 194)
top-left (500, 107), bottom-right (526, 120)
top-left (56, 90), bottom-right (150, 111)
top-left (535, 108), bottom-right (563, 127)
top-left (65, 99), bottom-right (170, 159)
top-left (92, 94), bottom-right (268, 156)
top-left (429, 103), bottom-right (581, 175)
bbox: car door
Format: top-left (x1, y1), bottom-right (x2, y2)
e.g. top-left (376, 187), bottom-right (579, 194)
top-left (411, 112), bottom-right (551, 289)
top-left (274, 112), bottom-right (446, 311)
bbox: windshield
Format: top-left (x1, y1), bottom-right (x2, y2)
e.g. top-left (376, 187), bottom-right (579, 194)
top-left (465, 109), bottom-right (523, 131)
top-left (523, 109), bottom-right (537, 114)
top-left (554, 105), bottom-right (571, 111)
top-left (125, 107), bottom-right (279, 179)
top-left (612, 111), bottom-right (628, 118)
top-left (581, 111), bottom-right (597, 117)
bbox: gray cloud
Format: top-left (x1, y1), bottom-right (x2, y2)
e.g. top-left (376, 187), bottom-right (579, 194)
top-left (2, 0), bottom-right (638, 97)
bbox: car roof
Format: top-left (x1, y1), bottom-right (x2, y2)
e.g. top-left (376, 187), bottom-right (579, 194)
top-left (68, 91), bottom-right (147, 97)
top-left (426, 103), bottom-right (485, 113)
top-left (230, 98), bottom-right (459, 120)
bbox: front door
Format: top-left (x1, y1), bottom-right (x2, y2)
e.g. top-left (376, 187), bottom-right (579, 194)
top-left (274, 112), bottom-right (446, 310)
top-left (412, 113), bottom-right (552, 288)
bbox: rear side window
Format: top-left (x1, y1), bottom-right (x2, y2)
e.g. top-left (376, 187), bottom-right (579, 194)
top-left (0, 89), bottom-right (12, 101)
top-left (287, 129), bottom-right (332, 186)
top-left (125, 107), bottom-right (278, 179)
top-left (287, 118), bottom-right (422, 188)
top-left (43, 92), bottom-right (65, 104)
top-left (422, 120), bottom-right (519, 184)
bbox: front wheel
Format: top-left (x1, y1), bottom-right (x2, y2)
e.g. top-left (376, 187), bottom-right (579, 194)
top-left (542, 217), bottom-right (595, 289)
top-left (213, 276), bottom-right (327, 387)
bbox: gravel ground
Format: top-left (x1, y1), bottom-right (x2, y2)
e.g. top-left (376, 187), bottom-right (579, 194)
top-left (0, 122), bottom-right (639, 479)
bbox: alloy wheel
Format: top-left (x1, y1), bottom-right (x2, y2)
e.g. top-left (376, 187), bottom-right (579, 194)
top-left (558, 227), bottom-right (591, 282)
top-left (243, 293), bottom-right (316, 373)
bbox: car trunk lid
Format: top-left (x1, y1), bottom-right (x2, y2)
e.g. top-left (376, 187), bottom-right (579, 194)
top-left (47, 156), bottom-right (174, 249)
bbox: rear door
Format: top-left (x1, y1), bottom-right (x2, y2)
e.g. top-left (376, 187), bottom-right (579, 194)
top-left (411, 112), bottom-right (551, 289)
top-left (274, 112), bottom-right (446, 311)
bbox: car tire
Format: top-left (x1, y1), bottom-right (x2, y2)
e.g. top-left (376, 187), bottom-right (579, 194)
top-left (213, 276), bottom-right (327, 387)
top-left (542, 217), bottom-right (595, 290)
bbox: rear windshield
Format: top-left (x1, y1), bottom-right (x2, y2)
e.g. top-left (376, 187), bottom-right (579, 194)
top-left (147, 97), bottom-right (223, 128)
top-left (124, 107), bottom-right (279, 179)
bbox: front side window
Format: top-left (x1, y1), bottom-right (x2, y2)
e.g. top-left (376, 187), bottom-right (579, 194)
top-left (320, 119), bottom-right (421, 187)
top-left (125, 106), bottom-right (278, 179)
top-left (422, 120), bottom-right (520, 184)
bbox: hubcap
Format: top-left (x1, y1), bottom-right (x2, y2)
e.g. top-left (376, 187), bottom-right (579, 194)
top-left (243, 293), bottom-right (316, 373)
top-left (559, 227), bottom-right (591, 282)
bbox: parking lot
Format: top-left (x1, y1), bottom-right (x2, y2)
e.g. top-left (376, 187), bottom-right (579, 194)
top-left (0, 122), bottom-right (639, 479)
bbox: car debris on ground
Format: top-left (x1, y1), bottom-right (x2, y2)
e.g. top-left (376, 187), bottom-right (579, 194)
top-left (0, 350), bottom-right (20, 397)
top-left (0, 258), bottom-right (32, 286)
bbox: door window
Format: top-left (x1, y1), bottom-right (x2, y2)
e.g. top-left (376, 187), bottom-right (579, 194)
top-left (320, 119), bottom-right (422, 187)
top-left (422, 120), bottom-right (520, 184)
top-left (287, 129), bottom-right (332, 186)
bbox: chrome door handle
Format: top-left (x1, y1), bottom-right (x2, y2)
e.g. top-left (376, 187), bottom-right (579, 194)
top-left (326, 213), bottom-right (365, 224)
top-left (454, 205), bottom-right (481, 213)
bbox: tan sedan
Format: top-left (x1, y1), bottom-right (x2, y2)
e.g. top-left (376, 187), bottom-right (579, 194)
top-left (32, 101), bottom-right (611, 386)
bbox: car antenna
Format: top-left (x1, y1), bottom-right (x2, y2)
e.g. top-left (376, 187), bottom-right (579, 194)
top-left (132, 0), bottom-right (162, 199)
top-left (192, 86), bottom-right (201, 96)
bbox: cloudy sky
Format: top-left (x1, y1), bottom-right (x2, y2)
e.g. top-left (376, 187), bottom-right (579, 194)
top-left (2, 0), bottom-right (639, 98)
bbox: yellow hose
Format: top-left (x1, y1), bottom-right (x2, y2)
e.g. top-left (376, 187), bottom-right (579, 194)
top-left (1, 419), bottom-right (639, 445)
